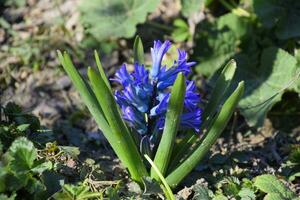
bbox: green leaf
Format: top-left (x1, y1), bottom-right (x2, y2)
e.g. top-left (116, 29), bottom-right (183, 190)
top-left (194, 13), bottom-right (250, 77)
top-left (181, 0), bottom-right (205, 18)
top-left (79, 0), bottom-right (160, 41)
top-left (166, 81), bottom-right (244, 188)
top-left (168, 61), bottom-right (236, 171)
top-left (144, 155), bottom-right (175, 200)
top-left (0, 193), bottom-right (16, 200)
top-left (202, 59), bottom-right (237, 122)
top-left (94, 50), bottom-right (111, 89)
top-left (59, 146), bottom-right (80, 159)
top-left (235, 47), bottom-right (298, 127)
top-left (31, 160), bottom-right (52, 174)
top-left (87, 67), bottom-right (148, 182)
top-left (133, 35), bottom-right (145, 65)
top-left (16, 124), bottom-right (30, 132)
top-left (8, 137), bottom-right (37, 173)
top-left (151, 73), bottom-right (186, 180)
top-left (58, 51), bottom-right (147, 183)
top-left (57, 51), bottom-right (111, 136)
top-left (193, 184), bottom-right (213, 200)
top-left (253, 0), bottom-right (300, 40)
top-left (254, 174), bottom-right (297, 199)
top-left (238, 188), bottom-right (256, 200)
top-left (53, 183), bottom-right (102, 200)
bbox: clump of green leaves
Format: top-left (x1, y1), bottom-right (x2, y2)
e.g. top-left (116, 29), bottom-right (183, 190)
top-left (171, 19), bottom-right (192, 42)
top-left (53, 183), bottom-right (102, 200)
top-left (254, 174), bottom-right (299, 200)
top-left (191, 0), bottom-right (300, 128)
top-left (0, 137), bottom-right (52, 199)
top-left (0, 102), bottom-right (53, 149)
top-left (282, 145), bottom-right (300, 182)
top-left (58, 36), bottom-right (244, 199)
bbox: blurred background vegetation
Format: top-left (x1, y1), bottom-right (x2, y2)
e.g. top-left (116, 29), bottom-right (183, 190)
top-left (0, 0), bottom-right (300, 199)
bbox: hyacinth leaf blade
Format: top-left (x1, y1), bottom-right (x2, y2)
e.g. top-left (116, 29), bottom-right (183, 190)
top-left (87, 67), bottom-right (148, 183)
top-left (133, 35), bottom-right (145, 65)
top-left (168, 60), bottom-right (237, 170)
top-left (151, 73), bottom-right (186, 180)
top-left (57, 51), bottom-right (110, 134)
top-left (202, 59), bottom-right (237, 122)
top-left (94, 50), bottom-right (111, 89)
top-left (166, 81), bottom-right (245, 188)
top-left (144, 154), bottom-right (175, 200)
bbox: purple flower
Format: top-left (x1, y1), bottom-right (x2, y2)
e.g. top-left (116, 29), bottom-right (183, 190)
top-left (151, 40), bottom-right (171, 79)
top-left (112, 40), bottom-right (202, 137)
top-left (157, 50), bottom-right (196, 90)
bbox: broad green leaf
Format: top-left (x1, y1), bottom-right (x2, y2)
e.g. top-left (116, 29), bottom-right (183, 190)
top-left (79, 0), bottom-right (160, 41)
top-left (181, 0), bottom-right (205, 18)
top-left (53, 183), bottom-right (102, 199)
top-left (31, 160), bottom-right (52, 174)
top-left (133, 35), bottom-right (145, 65)
top-left (254, 174), bottom-right (297, 199)
top-left (193, 184), bottom-right (213, 200)
top-left (194, 13), bottom-right (251, 76)
top-left (16, 124), bottom-right (30, 132)
top-left (151, 73), bottom-right (186, 180)
top-left (8, 137), bottom-right (37, 173)
top-left (0, 193), bottom-right (16, 200)
top-left (253, 0), bottom-right (300, 40)
top-left (59, 146), bottom-right (80, 159)
top-left (264, 193), bottom-right (285, 200)
top-left (238, 188), bottom-right (256, 200)
top-left (235, 47), bottom-right (298, 127)
top-left (166, 81), bottom-right (244, 188)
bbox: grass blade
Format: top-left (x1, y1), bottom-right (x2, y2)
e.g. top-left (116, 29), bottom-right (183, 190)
top-left (144, 154), bottom-right (175, 200)
top-left (133, 35), bottom-right (145, 64)
top-left (87, 67), bottom-right (148, 182)
top-left (151, 73), bottom-right (186, 180)
top-left (166, 81), bottom-right (245, 188)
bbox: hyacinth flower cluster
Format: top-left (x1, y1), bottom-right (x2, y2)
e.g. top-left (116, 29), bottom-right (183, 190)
top-left (112, 40), bottom-right (201, 152)
top-left (58, 36), bottom-right (244, 198)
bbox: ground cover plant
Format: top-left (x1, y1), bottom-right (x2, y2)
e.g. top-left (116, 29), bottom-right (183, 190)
top-left (1, 0), bottom-right (300, 199)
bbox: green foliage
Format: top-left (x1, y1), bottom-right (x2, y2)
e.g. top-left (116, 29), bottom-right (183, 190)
top-left (58, 36), bottom-right (244, 193)
top-left (254, 174), bottom-right (298, 200)
top-left (151, 73), bottom-right (186, 180)
top-left (282, 145), bottom-right (300, 182)
top-left (0, 102), bottom-right (53, 150)
top-left (133, 35), bottom-right (145, 65)
top-left (79, 0), bottom-right (160, 41)
top-left (0, 137), bottom-right (52, 199)
top-left (235, 47), bottom-right (298, 127)
top-left (194, 13), bottom-right (250, 76)
top-left (253, 0), bottom-right (300, 40)
top-left (171, 19), bottom-right (192, 42)
top-left (180, 0), bottom-right (205, 17)
top-left (53, 183), bottom-right (102, 200)
top-left (2, 0), bottom-right (26, 7)
top-left (193, 1), bottom-right (300, 127)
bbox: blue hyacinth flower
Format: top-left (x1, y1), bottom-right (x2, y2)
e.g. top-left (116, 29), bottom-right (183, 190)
top-left (112, 40), bottom-right (202, 139)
